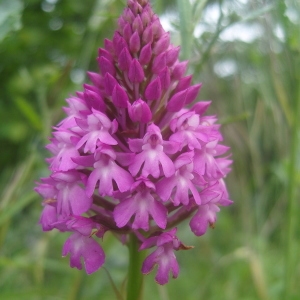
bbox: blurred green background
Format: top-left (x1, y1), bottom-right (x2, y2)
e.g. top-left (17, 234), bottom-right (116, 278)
top-left (0, 0), bottom-right (299, 299)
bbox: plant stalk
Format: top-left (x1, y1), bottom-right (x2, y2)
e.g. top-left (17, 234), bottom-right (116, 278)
top-left (284, 55), bottom-right (300, 299)
top-left (126, 234), bottom-right (145, 300)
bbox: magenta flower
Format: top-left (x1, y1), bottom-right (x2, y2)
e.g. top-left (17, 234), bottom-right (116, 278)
top-left (35, 0), bottom-right (232, 286)
top-left (114, 178), bottom-right (167, 231)
top-left (156, 151), bottom-right (204, 206)
top-left (62, 231), bottom-right (105, 274)
top-left (140, 228), bottom-right (181, 285)
top-left (128, 123), bottom-right (178, 178)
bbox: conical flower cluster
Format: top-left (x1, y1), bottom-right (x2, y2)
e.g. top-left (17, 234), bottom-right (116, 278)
top-left (35, 0), bottom-right (232, 285)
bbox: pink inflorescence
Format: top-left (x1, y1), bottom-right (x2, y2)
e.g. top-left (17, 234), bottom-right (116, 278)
top-left (35, 0), bottom-right (232, 285)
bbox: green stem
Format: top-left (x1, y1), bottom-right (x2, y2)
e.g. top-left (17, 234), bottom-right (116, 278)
top-left (126, 234), bottom-right (145, 300)
top-left (176, 0), bottom-right (193, 60)
top-left (284, 55), bottom-right (300, 299)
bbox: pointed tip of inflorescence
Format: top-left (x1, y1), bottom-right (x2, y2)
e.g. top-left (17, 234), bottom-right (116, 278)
top-left (35, 0), bottom-right (232, 285)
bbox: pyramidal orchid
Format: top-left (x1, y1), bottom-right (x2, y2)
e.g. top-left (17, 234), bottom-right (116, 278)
top-left (35, 0), bottom-right (232, 292)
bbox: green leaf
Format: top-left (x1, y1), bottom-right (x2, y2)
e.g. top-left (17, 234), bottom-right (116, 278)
top-left (176, 0), bottom-right (193, 60)
top-left (240, 4), bottom-right (275, 22)
top-left (0, 192), bottom-right (36, 227)
top-left (13, 96), bottom-right (42, 131)
top-left (0, 0), bottom-right (24, 42)
top-left (192, 0), bottom-right (209, 24)
top-left (103, 267), bottom-right (124, 300)
top-left (0, 121), bottom-right (28, 141)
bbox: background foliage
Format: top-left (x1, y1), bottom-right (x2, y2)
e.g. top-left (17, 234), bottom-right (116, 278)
top-left (0, 0), bottom-right (299, 299)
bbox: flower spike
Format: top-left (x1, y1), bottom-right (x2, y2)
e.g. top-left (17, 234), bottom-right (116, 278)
top-left (35, 0), bottom-right (232, 285)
